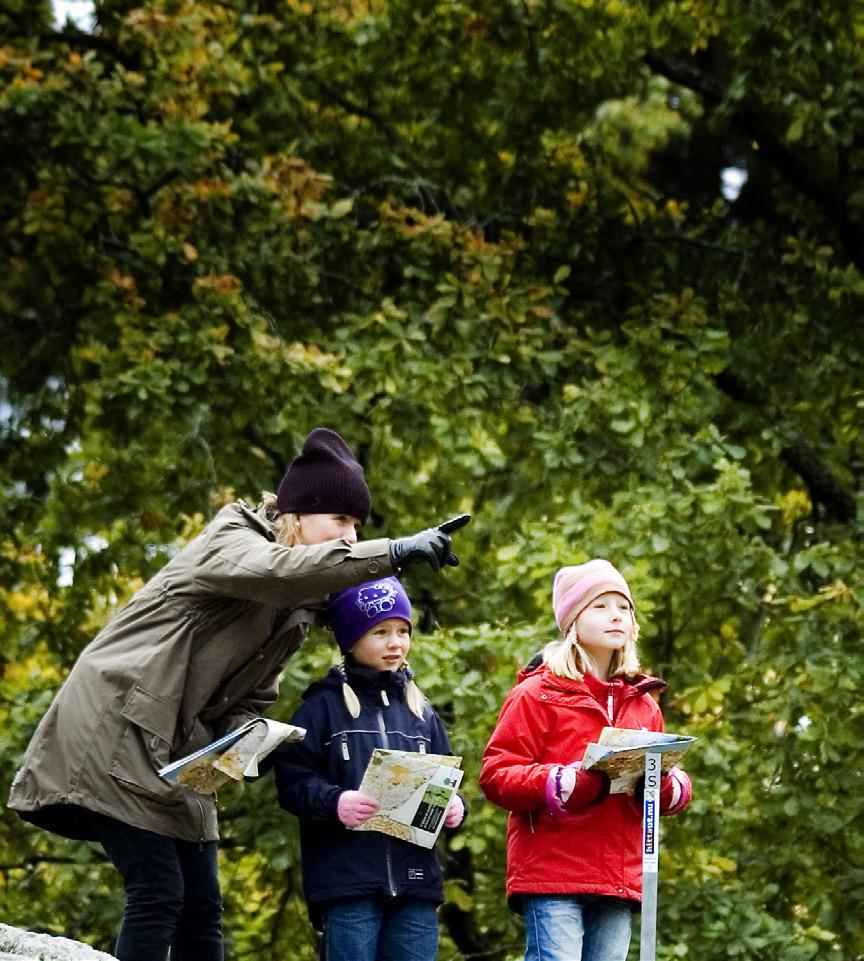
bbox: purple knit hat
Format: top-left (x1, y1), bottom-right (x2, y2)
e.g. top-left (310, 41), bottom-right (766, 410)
top-left (276, 428), bottom-right (371, 523)
top-left (327, 577), bottom-right (413, 654)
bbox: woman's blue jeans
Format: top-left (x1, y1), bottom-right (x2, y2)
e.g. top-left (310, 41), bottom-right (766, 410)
top-left (522, 894), bottom-right (633, 961)
top-left (91, 812), bottom-right (223, 961)
top-left (319, 898), bottom-right (438, 961)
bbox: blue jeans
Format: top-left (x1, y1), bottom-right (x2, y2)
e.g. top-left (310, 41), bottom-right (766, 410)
top-left (91, 812), bottom-right (223, 961)
top-left (523, 895), bottom-right (632, 961)
top-left (319, 898), bottom-right (438, 961)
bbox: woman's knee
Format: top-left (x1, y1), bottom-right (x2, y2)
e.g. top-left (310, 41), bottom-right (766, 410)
top-left (125, 869), bottom-right (186, 923)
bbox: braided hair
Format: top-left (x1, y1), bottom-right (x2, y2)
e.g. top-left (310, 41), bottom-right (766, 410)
top-left (339, 656), bottom-right (427, 719)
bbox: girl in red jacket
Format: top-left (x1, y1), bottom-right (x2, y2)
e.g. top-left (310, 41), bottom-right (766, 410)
top-left (479, 559), bottom-right (691, 961)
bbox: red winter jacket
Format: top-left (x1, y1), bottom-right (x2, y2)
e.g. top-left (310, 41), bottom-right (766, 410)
top-left (480, 664), bottom-right (686, 908)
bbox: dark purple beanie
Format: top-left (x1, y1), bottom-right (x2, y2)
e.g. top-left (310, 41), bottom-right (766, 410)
top-left (327, 577), bottom-right (413, 654)
top-left (276, 428), bottom-right (371, 523)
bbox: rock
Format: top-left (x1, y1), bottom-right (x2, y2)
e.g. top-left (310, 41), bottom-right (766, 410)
top-left (0, 924), bottom-right (117, 961)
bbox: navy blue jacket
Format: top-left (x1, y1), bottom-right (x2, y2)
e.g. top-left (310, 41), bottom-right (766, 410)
top-left (272, 664), bottom-right (458, 927)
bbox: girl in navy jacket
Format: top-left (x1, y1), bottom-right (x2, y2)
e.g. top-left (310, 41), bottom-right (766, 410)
top-left (272, 577), bottom-right (464, 961)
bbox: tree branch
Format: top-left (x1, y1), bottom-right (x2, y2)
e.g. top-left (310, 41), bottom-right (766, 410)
top-left (309, 80), bottom-right (465, 223)
top-left (644, 50), bottom-right (862, 267)
top-left (781, 437), bottom-right (855, 524)
top-left (0, 852), bottom-right (107, 872)
top-left (313, 79), bottom-right (408, 152)
top-left (715, 369), bottom-right (856, 523)
top-left (12, 28), bottom-right (141, 70)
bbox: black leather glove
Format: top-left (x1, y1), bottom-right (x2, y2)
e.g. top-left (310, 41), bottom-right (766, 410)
top-left (388, 514), bottom-right (471, 573)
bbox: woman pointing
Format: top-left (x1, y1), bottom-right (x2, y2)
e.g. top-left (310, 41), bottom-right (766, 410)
top-left (9, 427), bottom-right (469, 961)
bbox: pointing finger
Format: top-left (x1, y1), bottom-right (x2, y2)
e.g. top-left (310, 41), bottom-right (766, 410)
top-left (437, 513), bottom-right (472, 535)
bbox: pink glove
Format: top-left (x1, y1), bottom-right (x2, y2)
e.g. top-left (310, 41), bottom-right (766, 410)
top-left (444, 794), bottom-right (465, 829)
top-left (633, 767), bottom-right (693, 815)
top-left (546, 762), bottom-right (610, 815)
top-left (660, 767), bottom-right (692, 815)
top-left (337, 791), bottom-right (380, 827)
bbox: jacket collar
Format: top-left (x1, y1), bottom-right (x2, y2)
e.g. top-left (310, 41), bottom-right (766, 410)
top-left (345, 661), bottom-right (408, 698)
top-left (519, 662), bottom-right (666, 700)
top-left (582, 669), bottom-right (665, 697)
top-left (234, 499), bottom-right (279, 541)
top-left (303, 663), bottom-right (407, 701)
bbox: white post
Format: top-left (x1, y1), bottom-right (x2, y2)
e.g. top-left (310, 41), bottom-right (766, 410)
top-left (639, 750), bottom-right (662, 961)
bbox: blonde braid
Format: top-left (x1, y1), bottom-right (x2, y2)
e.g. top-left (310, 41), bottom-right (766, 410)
top-left (402, 663), bottom-right (427, 719)
top-left (340, 656), bottom-right (362, 719)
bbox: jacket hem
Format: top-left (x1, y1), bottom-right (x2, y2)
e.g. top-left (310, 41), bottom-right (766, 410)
top-left (9, 791), bottom-right (219, 844)
top-left (507, 882), bottom-right (641, 901)
top-left (305, 889), bottom-right (443, 932)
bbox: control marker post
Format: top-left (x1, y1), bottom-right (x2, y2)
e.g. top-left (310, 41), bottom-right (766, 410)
top-left (639, 750), bottom-right (662, 961)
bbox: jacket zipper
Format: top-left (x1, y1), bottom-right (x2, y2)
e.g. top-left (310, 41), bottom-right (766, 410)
top-left (377, 709), bottom-right (397, 896)
top-left (196, 797), bottom-right (206, 849)
top-left (377, 710), bottom-right (390, 749)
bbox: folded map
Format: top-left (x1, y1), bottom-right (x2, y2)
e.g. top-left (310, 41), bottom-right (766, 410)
top-left (158, 718), bottom-right (305, 794)
top-left (581, 727), bottom-right (695, 794)
top-left (353, 748), bottom-right (463, 848)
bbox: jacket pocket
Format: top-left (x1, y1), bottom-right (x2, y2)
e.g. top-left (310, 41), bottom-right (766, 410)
top-left (120, 685), bottom-right (175, 742)
top-left (109, 686), bottom-right (179, 804)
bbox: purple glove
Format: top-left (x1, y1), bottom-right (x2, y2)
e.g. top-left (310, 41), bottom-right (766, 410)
top-left (337, 790), bottom-right (380, 827)
top-left (444, 794), bottom-right (465, 828)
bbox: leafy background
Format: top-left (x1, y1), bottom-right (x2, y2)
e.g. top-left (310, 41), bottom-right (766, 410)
top-left (1, 1), bottom-right (862, 959)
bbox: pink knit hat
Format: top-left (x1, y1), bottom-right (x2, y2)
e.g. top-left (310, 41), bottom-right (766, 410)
top-left (552, 559), bottom-right (634, 636)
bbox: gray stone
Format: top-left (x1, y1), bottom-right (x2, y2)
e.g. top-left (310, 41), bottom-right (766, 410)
top-left (0, 925), bottom-right (117, 961)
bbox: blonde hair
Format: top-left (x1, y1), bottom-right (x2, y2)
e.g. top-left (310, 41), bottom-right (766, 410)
top-left (260, 492), bottom-right (302, 547)
top-left (340, 657), bottom-right (427, 720)
top-left (543, 618), bottom-right (641, 681)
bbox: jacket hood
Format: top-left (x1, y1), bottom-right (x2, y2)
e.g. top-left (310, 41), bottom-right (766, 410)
top-left (239, 499), bottom-right (279, 540)
top-left (516, 657), bottom-right (544, 684)
top-left (515, 654), bottom-right (666, 696)
top-left (301, 664), bottom-right (408, 702)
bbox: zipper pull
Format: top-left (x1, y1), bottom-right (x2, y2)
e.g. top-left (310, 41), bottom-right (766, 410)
top-left (419, 742), bottom-right (426, 754)
top-left (341, 736), bottom-right (350, 761)
top-left (607, 692), bottom-right (614, 720)
top-left (381, 690), bottom-right (389, 706)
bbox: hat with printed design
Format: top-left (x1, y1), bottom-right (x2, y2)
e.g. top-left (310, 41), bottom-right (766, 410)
top-left (327, 577), bottom-right (413, 654)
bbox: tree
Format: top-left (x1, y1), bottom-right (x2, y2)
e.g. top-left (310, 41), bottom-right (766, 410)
top-left (1, 1), bottom-right (862, 959)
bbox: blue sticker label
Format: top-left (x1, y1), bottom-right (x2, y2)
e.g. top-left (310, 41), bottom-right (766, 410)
top-left (643, 799), bottom-right (657, 855)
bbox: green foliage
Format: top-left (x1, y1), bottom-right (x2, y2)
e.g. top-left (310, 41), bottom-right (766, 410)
top-left (1, 0), bottom-right (863, 959)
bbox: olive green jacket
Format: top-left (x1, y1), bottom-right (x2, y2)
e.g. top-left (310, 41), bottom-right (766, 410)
top-left (9, 501), bottom-right (392, 842)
